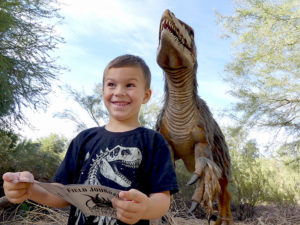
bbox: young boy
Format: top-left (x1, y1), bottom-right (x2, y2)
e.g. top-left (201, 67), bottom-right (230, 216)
top-left (3, 54), bottom-right (179, 225)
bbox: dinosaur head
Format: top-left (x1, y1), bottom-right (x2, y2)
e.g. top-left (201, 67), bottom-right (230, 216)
top-left (157, 9), bottom-right (196, 71)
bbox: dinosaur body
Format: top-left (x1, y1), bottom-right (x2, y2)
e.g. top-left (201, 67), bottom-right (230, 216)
top-left (156, 10), bottom-right (233, 224)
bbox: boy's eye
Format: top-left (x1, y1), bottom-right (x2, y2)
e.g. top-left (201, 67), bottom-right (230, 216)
top-left (107, 82), bottom-right (115, 87)
top-left (127, 83), bottom-right (135, 87)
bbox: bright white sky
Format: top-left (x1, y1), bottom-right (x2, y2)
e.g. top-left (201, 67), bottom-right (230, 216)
top-left (21, 0), bottom-right (236, 140)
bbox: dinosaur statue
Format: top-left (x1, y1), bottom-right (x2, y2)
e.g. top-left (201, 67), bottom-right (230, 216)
top-left (156, 9), bottom-right (233, 225)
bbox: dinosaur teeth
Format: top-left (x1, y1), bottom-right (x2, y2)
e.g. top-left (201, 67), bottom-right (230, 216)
top-left (115, 171), bottom-right (131, 185)
top-left (160, 18), bottom-right (193, 53)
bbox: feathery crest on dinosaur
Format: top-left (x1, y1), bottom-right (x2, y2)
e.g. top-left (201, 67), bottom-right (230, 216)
top-left (156, 9), bottom-right (233, 225)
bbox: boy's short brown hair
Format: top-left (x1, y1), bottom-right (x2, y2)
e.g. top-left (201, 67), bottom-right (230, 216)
top-left (103, 54), bottom-right (151, 89)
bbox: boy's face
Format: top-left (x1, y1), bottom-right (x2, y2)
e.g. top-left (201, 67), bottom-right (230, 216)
top-left (103, 66), bottom-right (151, 124)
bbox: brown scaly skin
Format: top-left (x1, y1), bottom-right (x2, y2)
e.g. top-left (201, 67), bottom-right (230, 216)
top-left (156, 9), bottom-right (233, 224)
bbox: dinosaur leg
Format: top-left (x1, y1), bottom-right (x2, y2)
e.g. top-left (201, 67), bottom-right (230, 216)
top-left (187, 143), bottom-right (222, 217)
top-left (215, 177), bottom-right (233, 225)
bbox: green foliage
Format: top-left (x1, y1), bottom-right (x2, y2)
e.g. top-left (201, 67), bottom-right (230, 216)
top-left (260, 158), bottom-right (299, 205)
top-left (224, 126), bottom-right (299, 209)
top-left (277, 143), bottom-right (300, 171)
top-left (38, 133), bottom-right (68, 154)
top-left (0, 132), bottom-right (66, 183)
top-left (230, 147), bottom-right (268, 207)
top-left (0, 129), bottom-right (20, 173)
top-left (224, 126), bottom-right (265, 207)
top-left (174, 160), bottom-right (195, 201)
top-left (216, 0), bottom-right (300, 158)
top-left (0, 0), bottom-right (64, 129)
top-left (139, 96), bottom-right (161, 129)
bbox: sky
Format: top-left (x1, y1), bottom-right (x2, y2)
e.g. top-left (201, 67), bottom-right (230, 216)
top-left (21, 0), bottom-right (236, 140)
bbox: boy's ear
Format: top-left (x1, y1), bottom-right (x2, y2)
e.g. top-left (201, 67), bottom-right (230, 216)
top-left (142, 89), bottom-right (152, 104)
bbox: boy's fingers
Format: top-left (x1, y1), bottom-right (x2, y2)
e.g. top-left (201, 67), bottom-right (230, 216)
top-left (2, 172), bottom-right (20, 183)
top-left (112, 197), bottom-right (137, 213)
top-left (119, 189), bottom-right (145, 202)
top-left (3, 171), bottom-right (34, 184)
top-left (7, 187), bottom-right (29, 198)
top-left (19, 171), bottom-right (34, 183)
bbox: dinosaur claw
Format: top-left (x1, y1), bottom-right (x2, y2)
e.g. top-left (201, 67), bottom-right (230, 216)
top-left (187, 173), bottom-right (200, 185)
top-left (187, 201), bottom-right (199, 214)
top-left (208, 214), bottom-right (218, 224)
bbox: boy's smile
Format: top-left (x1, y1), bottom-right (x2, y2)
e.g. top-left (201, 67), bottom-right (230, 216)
top-left (103, 66), bottom-right (151, 127)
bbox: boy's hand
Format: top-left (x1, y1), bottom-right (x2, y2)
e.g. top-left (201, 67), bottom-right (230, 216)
top-left (2, 171), bottom-right (34, 204)
top-left (112, 189), bottom-right (149, 224)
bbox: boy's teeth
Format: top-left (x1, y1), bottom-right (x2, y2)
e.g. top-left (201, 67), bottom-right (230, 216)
top-left (114, 102), bottom-right (128, 106)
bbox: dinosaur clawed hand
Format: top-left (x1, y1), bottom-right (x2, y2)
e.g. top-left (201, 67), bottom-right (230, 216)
top-left (187, 157), bottom-right (222, 217)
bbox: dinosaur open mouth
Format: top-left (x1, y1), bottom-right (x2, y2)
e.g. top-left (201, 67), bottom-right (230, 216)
top-left (160, 19), bottom-right (193, 53)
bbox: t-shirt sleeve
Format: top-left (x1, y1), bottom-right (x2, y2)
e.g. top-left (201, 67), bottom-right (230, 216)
top-left (52, 139), bottom-right (79, 185)
top-left (150, 134), bottom-right (179, 195)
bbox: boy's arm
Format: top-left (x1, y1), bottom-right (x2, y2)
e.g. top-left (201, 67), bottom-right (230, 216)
top-left (28, 181), bottom-right (70, 208)
top-left (3, 172), bottom-right (69, 208)
top-left (112, 189), bottom-right (170, 224)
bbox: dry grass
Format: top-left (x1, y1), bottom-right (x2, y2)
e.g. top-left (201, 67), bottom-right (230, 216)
top-left (0, 201), bottom-right (68, 225)
top-left (166, 193), bottom-right (300, 225)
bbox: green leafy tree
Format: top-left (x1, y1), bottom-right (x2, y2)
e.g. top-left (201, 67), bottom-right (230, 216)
top-left (216, 0), bottom-right (300, 157)
top-left (0, 0), bottom-right (64, 129)
top-left (0, 132), bottom-right (66, 197)
top-left (0, 130), bottom-right (19, 175)
top-left (224, 126), bottom-right (266, 207)
top-left (139, 95), bottom-right (161, 129)
top-left (38, 133), bottom-right (68, 154)
top-left (224, 126), bottom-right (297, 219)
top-left (1, 133), bottom-right (66, 181)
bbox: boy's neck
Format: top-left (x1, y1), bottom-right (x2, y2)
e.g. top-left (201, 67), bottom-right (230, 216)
top-left (105, 120), bottom-right (141, 132)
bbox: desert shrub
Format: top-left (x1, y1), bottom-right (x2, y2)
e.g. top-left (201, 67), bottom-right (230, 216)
top-left (0, 129), bottom-right (19, 173)
top-left (259, 158), bottom-right (299, 205)
top-left (223, 125), bottom-right (299, 220)
top-left (228, 149), bottom-right (299, 221)
top-left (11, 140), bottom-right (62, 180)
top-left (0, 132), bottom-right (67, 196)
top-left (229, 148), bottom-right (267, 208)
top-left (174, 159), bottom-right (195, 201)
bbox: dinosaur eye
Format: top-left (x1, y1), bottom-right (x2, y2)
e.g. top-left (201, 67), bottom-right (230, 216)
top-left (190, 30), bottom-right (194, 36)
top-left (186, 28), bottom-right (194, 37)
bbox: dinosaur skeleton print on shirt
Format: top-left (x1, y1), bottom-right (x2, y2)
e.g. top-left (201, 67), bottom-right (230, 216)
top-left (75, 145), bottom-right (142, 225)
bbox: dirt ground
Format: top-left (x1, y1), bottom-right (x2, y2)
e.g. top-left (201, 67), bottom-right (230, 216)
top-left (170, 204), bottom-right (300, 225)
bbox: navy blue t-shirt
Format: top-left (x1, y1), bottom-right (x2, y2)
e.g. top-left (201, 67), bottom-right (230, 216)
top-left (53, 126), bottom-right (178, 225)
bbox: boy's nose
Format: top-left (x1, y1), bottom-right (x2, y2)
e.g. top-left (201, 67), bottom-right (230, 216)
top-left (115, 86), bottom-right (126, 96)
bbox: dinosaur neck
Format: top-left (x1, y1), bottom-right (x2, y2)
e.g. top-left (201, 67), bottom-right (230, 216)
top-left (162, 67), bottom-right (199, 139)
top-left (164, 67), bottom-right (197, 104)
